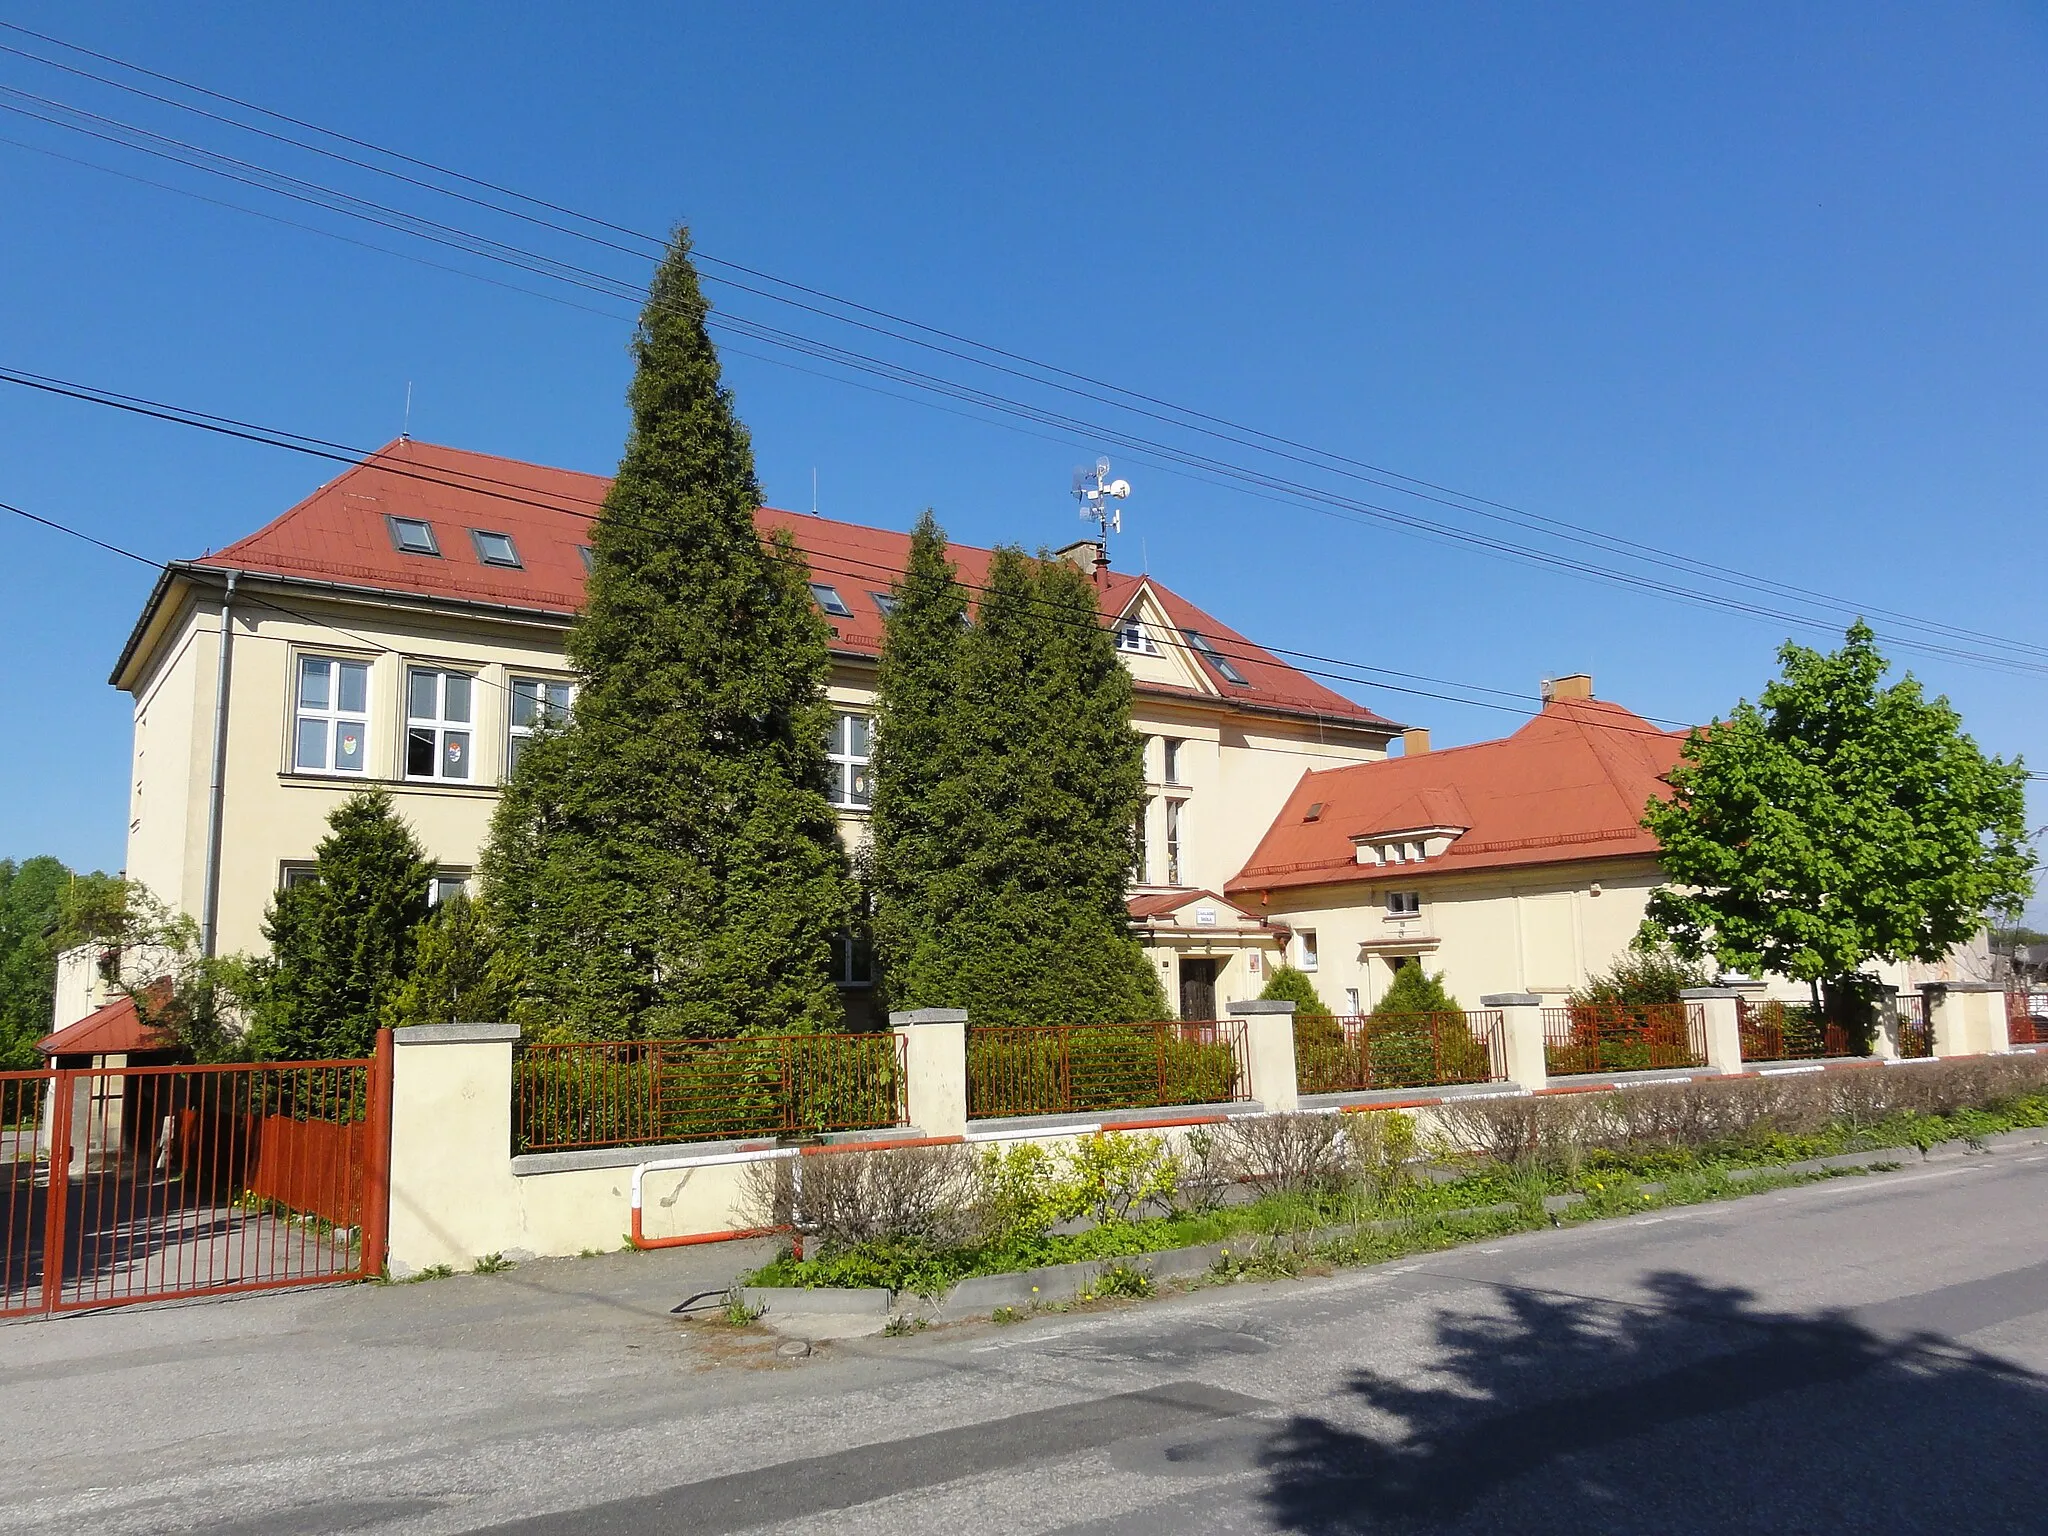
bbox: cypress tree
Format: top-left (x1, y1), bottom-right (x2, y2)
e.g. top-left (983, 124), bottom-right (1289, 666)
top-left (866, 511), bottom-right (969, 1001)
top-left (900, 547), bottom-right (1166, 1025)
top-left (482, 228), bottom-right (851, 1041)
top-left (257, 789), bottom-right (433, 1059)
top-left (383, 890), bottom-right (508, 1030)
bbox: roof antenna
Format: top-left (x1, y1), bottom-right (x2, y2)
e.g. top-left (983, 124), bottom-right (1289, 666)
top-left (401, 381), bottom-right (413, 444)
top-left (1072, 457), bottom-right (1131, 579)
top-left (812, 467), bottom-right (818, 516)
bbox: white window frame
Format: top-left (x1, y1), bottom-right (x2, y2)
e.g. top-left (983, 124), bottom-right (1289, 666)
top-left (1116, 616), bottom-right (1159, 655)
top-left (292, 654), bottom-right (371, 776)
top-left (507, 676), bottom-right (574, 779)
top-left (833, 932), bottom-right (874, 988)
top-left (1162, 738), bottom-right (1183, 785)
top-left (404, 667), bottom-right (476, 783)
top-left (431, 870), bottom-right (471, 906)
top-left (828, 711), bottom-right (872, 809)
top-left (1165, 798), bottom-right (1185, 887)
top-left (1299, 928), bottom-right (1319, 972)
top-left (1345, 987), bottom-right (1362, 1015)
top-left (1133, 797), bottom-right (1151, 885)
top-left (1387, 890), bottom-right (1421, 918)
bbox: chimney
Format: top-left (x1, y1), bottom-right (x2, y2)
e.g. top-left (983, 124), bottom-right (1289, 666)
top-left (1541, 673), bottom-right (1593, 703)
top-left (1054, 539), bottom-right (1104, 573)
top-left (1400, 727), bottom-right (1431, 756)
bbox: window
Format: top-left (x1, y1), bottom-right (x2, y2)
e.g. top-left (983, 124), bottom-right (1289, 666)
top-left (1133, 798), bottom-right (1151, 885)
top-left (508, 677), bottom-right (573, 776)
top-left (1299, 929), bottom-right (1319, 972)
top-left (833, 932), bottom-right (874, 988)
top-left (405, 668), bottom-right (473, 781)
top-left (1387, 890), bottom-right (1420, 918)
top-left (1165, 799), bottom-right (1185, 886)
top-left (387, 516), bottom-right (440, 556)
top-left (470, 530), bottom-right (521, 568)
top-left (1303, 802), bottom-right (1324, 823)
top-left (577, 545), bottom-right (594, 573)
top-left (1181, 629), bottom-right (1248, 686)
top-left (1345, 987), bottom-right (1361, 1015)
top-left (1116, 617), bottom-right (1159, 655)
top-left (809, 583), bottom-right (852, 618)
top-left (431, 871), bottom-right (470, 906)
top-left (870, 593), bottom-right (899, 617)
top-left (280, 862), bottom-right (319, 891)
top-left (294, 656), bottom-right (369, 774)
top-left (1162, 738), bottom-right (1183, 785)
top-left (828, 711), bottom-right (871, 808)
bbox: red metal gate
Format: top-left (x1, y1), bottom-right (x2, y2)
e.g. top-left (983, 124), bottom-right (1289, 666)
top-left (1, 1032), bottom-right (390, 1318)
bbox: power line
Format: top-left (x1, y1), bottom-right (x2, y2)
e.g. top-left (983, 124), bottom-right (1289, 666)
top-left (1, 37), bottom-right (2044, 673)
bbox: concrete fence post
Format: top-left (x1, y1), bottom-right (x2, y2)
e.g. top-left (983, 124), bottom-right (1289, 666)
top-left (1869, 986), bottom-right (1902, 1061)
top-left (1924, 982), bottom-right (2009, 1058)
top-left (387, 1022), bottom-right (522, 1276)
top-left (1480, 994), bottom-right (1548, 1091)
top-left (1226, 999), bottom-right (1299, 1113)
top-left (891, 1008), bottom-right (969, 1137)
top-left (1680, 988), bottom-right (1746, 1075)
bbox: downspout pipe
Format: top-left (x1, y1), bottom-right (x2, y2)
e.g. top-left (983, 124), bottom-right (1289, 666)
top-left (199, 570), bottom-right (237, 958)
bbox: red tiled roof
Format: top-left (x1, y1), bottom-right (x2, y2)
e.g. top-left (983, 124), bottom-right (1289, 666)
top-left (1226, 698), bottom-right (1690, 895)
top-left (183, 440), bottom-right (1392, 730)
top-left (38, 980), bottom-right (176, 1058)
top-left (1127, 889), bottom-right (1235, 919)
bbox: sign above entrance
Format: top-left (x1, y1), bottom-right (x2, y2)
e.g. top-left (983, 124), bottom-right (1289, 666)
top-left (1196, 907), bottom-right (1217, 926)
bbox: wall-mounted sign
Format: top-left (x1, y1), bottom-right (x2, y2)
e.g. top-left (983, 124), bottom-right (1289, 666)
top-left (1248, 952), bottom-right (1262, 974)
top-left (1196, 907), bottom-right (1217, 926)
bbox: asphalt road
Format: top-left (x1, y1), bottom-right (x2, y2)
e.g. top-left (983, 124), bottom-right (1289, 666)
top-left (4, 1152), bottom-right (2048, 1534)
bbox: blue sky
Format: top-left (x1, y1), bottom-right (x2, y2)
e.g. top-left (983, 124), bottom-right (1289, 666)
top-left (3, 4), bottom-right (2046, 911)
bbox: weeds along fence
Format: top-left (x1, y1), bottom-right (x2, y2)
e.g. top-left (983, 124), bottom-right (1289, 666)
top-left (514, 1033), bottom-right (906, 1153)
top-left (965, 1021), bottom-right (1249, 1119)
top-left (1542, 1002), bottom-right (1707, 1076)
top-left (1295, 1011), bottom-right (1505, 1094)
top-left (1738, 999), bottom-right (1852, 1062)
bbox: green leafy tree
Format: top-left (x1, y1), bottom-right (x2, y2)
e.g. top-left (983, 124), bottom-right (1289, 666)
top-left (1260, 964), bottom-right (1333, 1020)
top-left (888, 547), bottom-right (1165, 1025)
top-left (383, 890), bottom-right (509, 1031)
top-left (250, 790), bottom-right (434, 1059)
top-left (483, 227), bottom-right (852, 1040)
top-left (1645, 622), bottom-right (2032, 1011)
top-left (0, 856), bottom-right (75, 1066)
top-left (1372, 963), bottom-right (1464, 1016)
top-left (866, 511), bottom-right (969, 1000)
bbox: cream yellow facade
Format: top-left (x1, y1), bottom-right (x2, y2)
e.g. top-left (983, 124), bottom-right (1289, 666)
top-left (113, 559), bottom-right (1391, 1006)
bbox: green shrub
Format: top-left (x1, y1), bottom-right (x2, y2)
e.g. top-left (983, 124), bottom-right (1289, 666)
top-left (1572, 940), bottom-right (1710, 1007)
top-left (1260, 965), bottom-right (1333, 1019)
top-left (1372, 964), bottom-right (1463, 1016)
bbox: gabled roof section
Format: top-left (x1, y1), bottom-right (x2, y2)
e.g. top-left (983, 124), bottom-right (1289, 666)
top-left (1226, 698), bottom-right (1689, 895)
top-left (38, 980), bottom-right (175, 1058)
top-left (150, 439), bottom-right (1393, 731)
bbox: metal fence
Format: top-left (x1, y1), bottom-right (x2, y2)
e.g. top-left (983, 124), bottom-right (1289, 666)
top-left (1295, 1011), bottom-right (1505, 1094)
top-left (1737, 999), bottom-right (1851, 1062)
top-left (1542, 1003), bottom-right (1707, 1076)
top-left (966, 1020), bottom-right (1250, 1120)
top-left (515, 1032), bottom-right (907, 1152)
top-left (2007, 989), bottom-right (2048, 1047)
top-left (1897, 992), bottom-right (1934, 1059)
top-left (3, 1051), bottom-right (387, 1317)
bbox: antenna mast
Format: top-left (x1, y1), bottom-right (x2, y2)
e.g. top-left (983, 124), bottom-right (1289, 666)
top-left (1072, 457), bottom-right (1131, 576)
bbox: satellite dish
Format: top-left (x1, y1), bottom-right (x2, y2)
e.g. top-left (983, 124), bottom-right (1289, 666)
top-left (1107, 479), bottom-right (1131, 499)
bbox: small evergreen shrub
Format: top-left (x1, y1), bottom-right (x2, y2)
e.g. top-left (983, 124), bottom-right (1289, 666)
top-left (1261, 965), bottom-right (1333, 1019)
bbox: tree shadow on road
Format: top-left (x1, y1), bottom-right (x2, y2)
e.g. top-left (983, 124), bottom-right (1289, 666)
top-left (1259, 1269), bottom-right (2048, 1533)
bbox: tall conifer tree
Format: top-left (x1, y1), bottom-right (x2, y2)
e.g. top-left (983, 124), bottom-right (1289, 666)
top-left (889, 546), bottom-right (1164, 1025)
top-left (482, 229), bottom-right (851, 1040)
top-left (866, 511), bottom-right (969, 998)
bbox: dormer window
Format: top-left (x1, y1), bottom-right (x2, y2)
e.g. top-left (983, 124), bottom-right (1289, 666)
top-left (809, 584), bottom-right (852, 617)
top-left (387, 516), bottom-right (440, 556)
top-left (1182, 629), bottom-right (1248, 686)
top-left (470, 530), bottom-right (521, 568)
top-left (1117, 618), bottom-right (1159, 655)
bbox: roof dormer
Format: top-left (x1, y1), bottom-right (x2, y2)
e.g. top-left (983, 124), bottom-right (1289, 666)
top-left (1352, 824), bottom-right (1467, 866)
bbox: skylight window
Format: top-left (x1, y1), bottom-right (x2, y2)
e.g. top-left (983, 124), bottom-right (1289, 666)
top-left (577, 545), bottom-right (593, 573)
top-left (871, 593), bottom-right (899, 617)
top-left (387, 516), bottom-right (440, 557)
top-left (1182, 629), bottom-right (1248, 686)
top-left (1303, 802), bottom-right (1325, 823)
top-left (470, 530), bottom-right (521, 568)
top-left (809, 584), bottom-right (852, 617)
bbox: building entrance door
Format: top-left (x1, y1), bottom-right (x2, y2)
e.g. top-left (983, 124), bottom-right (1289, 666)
top-left (1179, 958), bottom-right (1220, 1021)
